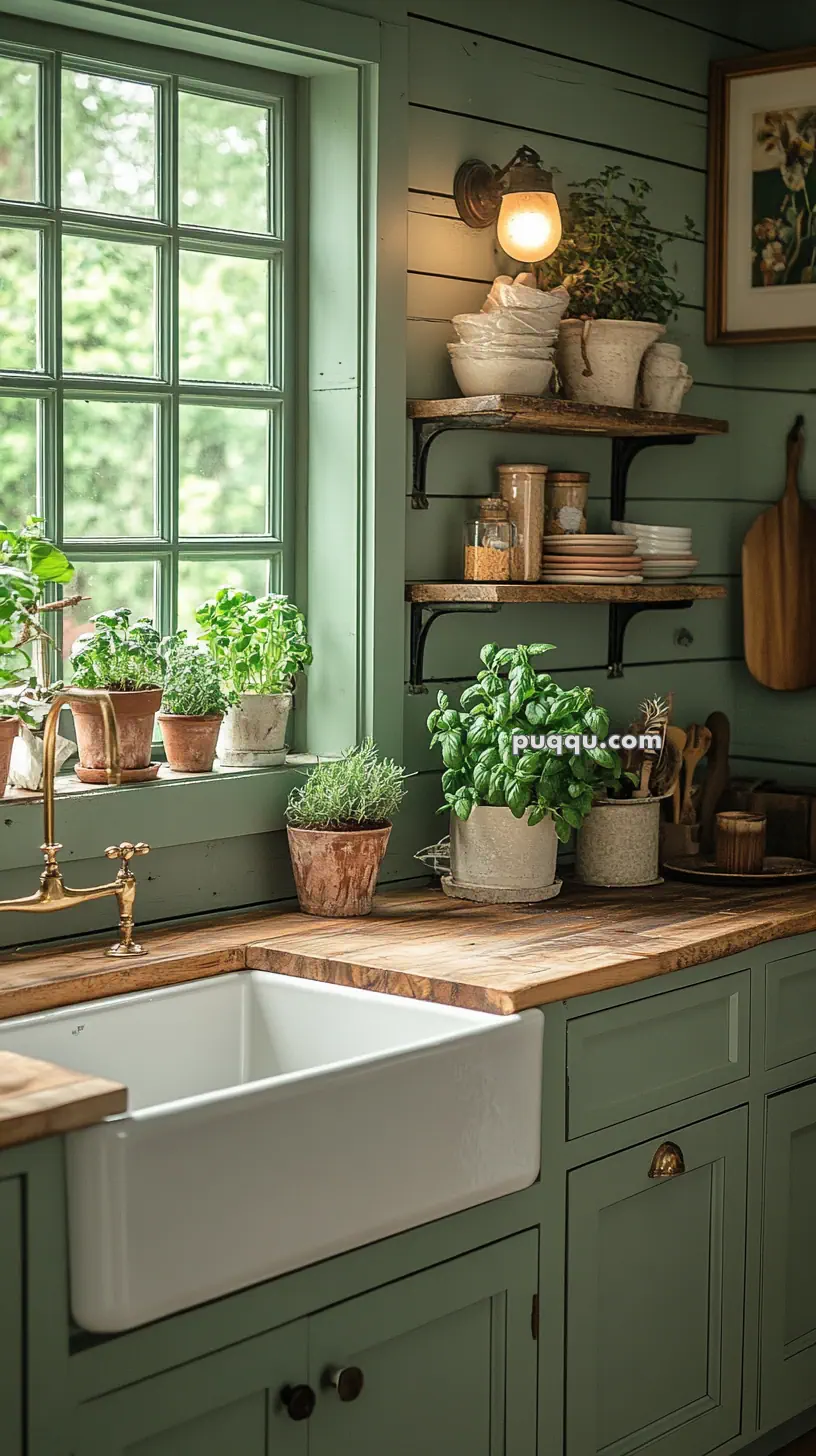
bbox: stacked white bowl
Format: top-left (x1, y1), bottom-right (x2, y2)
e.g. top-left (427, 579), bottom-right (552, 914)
top-left (611, 520), bottom-right (697, 579)
top-left (448, 276), bottom-right (569, 397)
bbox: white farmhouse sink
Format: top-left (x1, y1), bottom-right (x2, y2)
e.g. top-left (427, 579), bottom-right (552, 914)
top-left (0, 971), bottom-right (543, 1331)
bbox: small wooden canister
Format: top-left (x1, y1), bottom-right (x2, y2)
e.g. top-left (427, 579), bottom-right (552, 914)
top-left (544, 471), bottom-right (589, 536)
top-left (715, 811), bottom-right (766, 874)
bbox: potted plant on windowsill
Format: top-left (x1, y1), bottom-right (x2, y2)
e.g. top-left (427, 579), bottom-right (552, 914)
top-left (286, 739), bottom-right (409, 916)
top-left (427, 641), bottom-right (624, 903)
top-left (158, 632), bottom-right (236, 773)
top-left (194, 588), bottom-right (312, 767)
top-left (69, 609), bottom-right (165, 783)
top-left (535, 166), bottom-right (698, 408)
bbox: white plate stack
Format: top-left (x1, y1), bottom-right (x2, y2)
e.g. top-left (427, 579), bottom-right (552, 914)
top-left (611, 520), bottom-right (698, 579)
top-left (448, 276), bottom-right (569, 398)
top-left (541, 534), bottom-right (643, 584)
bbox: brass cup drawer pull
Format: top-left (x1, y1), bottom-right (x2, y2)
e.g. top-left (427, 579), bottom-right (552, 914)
top-left (326, 1365), bottom-right (365, 1402)
top-left (648, 1141), bottom-right (686, 1179)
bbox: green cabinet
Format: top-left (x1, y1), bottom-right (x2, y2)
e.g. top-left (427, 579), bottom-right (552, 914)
top-left (566, 1109), bottom-right (748, 1456)
top-left (0, 1177), bottom-right (24, 1456)
top-left (760, 1080), bottom-right (816, 1429)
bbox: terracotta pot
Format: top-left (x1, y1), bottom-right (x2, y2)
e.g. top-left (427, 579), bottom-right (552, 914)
top-left (0, 717), bottom-right (19, 798)
top-left (158, 713), bottom-right (223, 773)
top-left (287, 824), bottom-right (391, 917)
top-left (557, 319), bottom-right (665, 408)
top-left (71, 689), bottom-right (162, 779)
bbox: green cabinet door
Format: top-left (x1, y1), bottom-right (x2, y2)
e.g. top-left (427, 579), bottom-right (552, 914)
top-left (567, 1109), bottom-right (748, 1456)
top-left (760, 1080), bottom-right (816, 1429)
top-left (0, 1177), bottom-right (24, 1456)
top-left (75, 1320), bottom-right (309, 1456)
top-left (307, 1231), bottom-right (539, 1456)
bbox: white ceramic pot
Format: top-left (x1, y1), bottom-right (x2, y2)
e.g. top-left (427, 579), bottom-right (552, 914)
top-left (449, 351), bottom-right (554, 398)
top-left (642, 374), bottom-right (692, 413)
top-left (450, 805), bottom-right (558, 896)
top-left (575, 797), bottom-right (660, 887)
top-left (557, 319), bottom-right (665, 408)
top-left (217, 692), bottom-right (292, 767)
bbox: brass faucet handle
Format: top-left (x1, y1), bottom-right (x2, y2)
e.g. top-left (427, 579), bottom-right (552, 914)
top-left (105, 841), bottom-right (150, 866)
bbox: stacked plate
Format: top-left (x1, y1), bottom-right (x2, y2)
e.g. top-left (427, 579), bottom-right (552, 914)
top-left (611, 521), bottom-right (698, 580)
top-left (541, 534), bottom-right (643, 584)
top-left (448, 278), bottom-right (569, 398)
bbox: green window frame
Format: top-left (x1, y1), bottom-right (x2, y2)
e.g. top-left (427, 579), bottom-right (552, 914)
top-left (0, 19), bottom-right (295, 663)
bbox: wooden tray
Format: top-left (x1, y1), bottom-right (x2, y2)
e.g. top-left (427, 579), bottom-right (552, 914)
top-left (663, 855), bottom-right (816, 886)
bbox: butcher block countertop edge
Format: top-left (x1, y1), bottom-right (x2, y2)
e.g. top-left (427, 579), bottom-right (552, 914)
top-left (0, 1051), bottom-right (126, 1151)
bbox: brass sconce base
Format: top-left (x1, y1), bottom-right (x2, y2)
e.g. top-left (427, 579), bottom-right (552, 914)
top-left (453, 159), bottom-right (501, 229)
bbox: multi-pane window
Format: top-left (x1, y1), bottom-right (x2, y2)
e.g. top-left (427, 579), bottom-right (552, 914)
top-left (0, 31), bottom-right (292, 662)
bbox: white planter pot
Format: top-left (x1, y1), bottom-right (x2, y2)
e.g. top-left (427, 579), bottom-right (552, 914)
top-left (557, 319), bottom-right (665, 408)
top-left (449, 806), bottom-right (558, 901)
top-left (217, 692), bottom-right (292, 767)
top-left (576, 797), bottom-right (660, 887)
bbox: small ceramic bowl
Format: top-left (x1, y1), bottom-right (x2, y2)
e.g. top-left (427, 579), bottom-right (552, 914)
top-left (450, 352), bottom-right (555, 397)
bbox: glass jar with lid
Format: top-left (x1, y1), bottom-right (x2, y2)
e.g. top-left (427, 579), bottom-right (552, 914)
top-left (544, 471), bottom-right (589, 536)
top-left (463, 497), bottom-right (516, 582)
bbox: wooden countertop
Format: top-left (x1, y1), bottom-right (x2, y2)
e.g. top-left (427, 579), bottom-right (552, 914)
top-left (0, 1051), bottom-right (125, 1151)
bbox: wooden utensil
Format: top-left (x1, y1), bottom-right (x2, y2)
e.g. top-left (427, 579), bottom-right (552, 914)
top-left (665, 725), bottom-right (686, 824)
top-left (742, 415), bottom-right (816, 690)
top-left (680, 724), bottom-right (712, 824)
top-left (699, 711), bottom-right (731, 854)
top-left (650, 736), bottom-right (683, 800)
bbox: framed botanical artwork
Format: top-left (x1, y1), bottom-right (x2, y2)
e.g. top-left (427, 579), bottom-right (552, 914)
top-left (708, 48), bottom-right (816, 344)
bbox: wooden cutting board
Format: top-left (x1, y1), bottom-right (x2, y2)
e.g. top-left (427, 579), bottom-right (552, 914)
top-left (743, 416), bottom-right (816, 690)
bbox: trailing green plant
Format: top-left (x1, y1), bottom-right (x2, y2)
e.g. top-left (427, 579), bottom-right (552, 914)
top-left (0, 519), bottom-right (74, 720)
top-left (427, 642), bottom-right (624, 843)
top-left (194, 588), bottom-right (312, 696)
top-left (71, 608), bottom-right (164, 692)
top-left (160, 632), bottom-right (236, 717)
top-left (535, 166), bottom-right (699, 323)
top-left (286, 739), bottom-right (409, 831)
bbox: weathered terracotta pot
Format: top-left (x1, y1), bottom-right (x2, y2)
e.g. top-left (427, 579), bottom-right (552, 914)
top-left (217, 692), bottom-right (291, 767)
top-left (71, 689), bottom-right (162, 781)
top-left (158, 713), bottom-right (223, 773)
top-left (287, 824), bottom-right (391, 917)
top-left (0, 717), bottom-right (19, 798)
top-left (557, 319), bottom-right (665, 408)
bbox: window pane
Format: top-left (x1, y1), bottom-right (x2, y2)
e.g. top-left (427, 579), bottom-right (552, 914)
top-left (63, 399), bottom-right (157, 538)
top-left (177, 557), bottom-right (269, 636)
top-left (179, 251), bottom-right (269, 383)
top-left (61, 70), bottom-right (156, 218)
top-left (62, 559), bottom-right (157, 663)
top-left (0, 57), bottom-right (39, 202)
top-left (62, 235), bottom-right (157, 377)
top-left (178, 91), bottom-right (269, 234)
top-left (179, 405), bottom-right (269, 536)
top-left (0, 228), bottom-right (39, 371)
top-left (0, 397), bottom-right (38, 520)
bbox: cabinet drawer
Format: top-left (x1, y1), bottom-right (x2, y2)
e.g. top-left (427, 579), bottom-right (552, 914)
top-left (766, 948), bottom-right (816, 1068)
top-left (567, 972), bottom-right (750, 1138)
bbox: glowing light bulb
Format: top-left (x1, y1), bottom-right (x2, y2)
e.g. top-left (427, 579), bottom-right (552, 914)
top-left (497, 191), bottom-right (562, 263)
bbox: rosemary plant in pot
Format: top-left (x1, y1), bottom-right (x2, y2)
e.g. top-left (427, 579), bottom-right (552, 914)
top-left (70, 610), bottom-right (165, 782)
top-left (195, 589), bottom-right (311, 767)
top-left (428, 642), bottom-right (624, 903)
top-left (158, 633), bottom-right (235, 773)
top-left (286, 740), bottom-right (408, 916)
top-left (535, 166), bottom-right (696, 407)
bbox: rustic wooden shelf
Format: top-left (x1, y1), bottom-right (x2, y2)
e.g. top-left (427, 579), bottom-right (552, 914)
top-left (407, 395), bottom-right (729, 511)
top-left (405, 582), bottom-right (727, 691)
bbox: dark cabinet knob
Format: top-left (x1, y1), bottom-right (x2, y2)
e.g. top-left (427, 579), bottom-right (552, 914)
top-left (327, 1365), bottom-right (365, 1402)
top-left (280, 1384), bottom-right (317, 1421)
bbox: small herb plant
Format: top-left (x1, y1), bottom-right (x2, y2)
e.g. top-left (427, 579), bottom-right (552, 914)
top-left (427, 642), bottom-right (624, 843)
top-left (286, 739), bottom-right (409, 831)
top-left (194, 589), bottom-right (312, 696)
top-left (0, 519), bottom-right (74, 720)
top-left (160, 632), bottom-right (235, 717)
top-left (71, 609), bottom-right (164, 692)
top-left (536, 165), bottom-right (699, 323)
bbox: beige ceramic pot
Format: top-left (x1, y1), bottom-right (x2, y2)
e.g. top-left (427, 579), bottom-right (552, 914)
top-left (71, 689), bottom-right (162, 782)
top-left (287, 824), bottom-right (391, 917)
top-left (557, 319), bottom-right (665, 408)
top-left (576, 796), bottom-right (660, 887)
top-left (0, 717), bottom-right (19, 798)
top-left (217, 692), bottom-right (292, 767)
top-left (158, 713), bottom-right (223, 773)
top-left (450, 806), bottom-right (558, 896)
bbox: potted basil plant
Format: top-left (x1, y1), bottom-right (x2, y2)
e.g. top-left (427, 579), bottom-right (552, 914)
top-left (194, 589), bottom-right (312, 767)
top-left (427, 641), bottom-right (624, 902)
top-left (70, 609), bottom-right (165, 782)
top-left (286, 739), bottom-right (408, 916)
top-left (158, 632), bottom-right (236, 773)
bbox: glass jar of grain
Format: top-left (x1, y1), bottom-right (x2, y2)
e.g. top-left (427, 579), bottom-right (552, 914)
top-left (463, 497), bottom-right (515, 581)
top-left (544, 471), bottom-right (589, 536)
top-left (497, 463), bottom-right (547, 581)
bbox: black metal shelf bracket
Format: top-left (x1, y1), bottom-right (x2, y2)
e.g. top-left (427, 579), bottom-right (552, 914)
top-left (609, 435), bottom-right (695, 522)
top-left (607, 599), bottom-right (695, 680)
top-left (408, 602), bottom-right (501, 693)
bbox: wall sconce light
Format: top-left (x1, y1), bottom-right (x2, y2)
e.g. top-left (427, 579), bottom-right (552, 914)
top-left (453, 145), bottom-right (562, 264)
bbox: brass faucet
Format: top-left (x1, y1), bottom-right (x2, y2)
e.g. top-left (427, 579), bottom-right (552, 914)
top-left (0, 689), bottom-right (150, 956)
